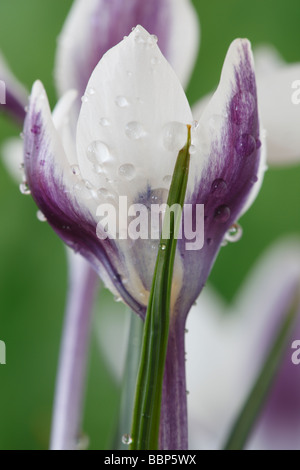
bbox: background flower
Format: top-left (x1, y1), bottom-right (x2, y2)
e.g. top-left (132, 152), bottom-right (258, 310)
top-left (0, 0), bottom-right (300, 449)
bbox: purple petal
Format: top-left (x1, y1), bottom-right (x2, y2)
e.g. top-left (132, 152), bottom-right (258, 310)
top-left (55, 0), bottom-right (199, 105)
top-left (177, 39), bottom-right (262, 318)
top-left (0, 52), bottom-right (28, 124)
top-left (23, 81), bottom-right (145, 317)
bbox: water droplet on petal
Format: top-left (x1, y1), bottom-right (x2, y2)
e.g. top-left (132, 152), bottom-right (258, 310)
top-left (19, 182), bottom-right (31, 195)
top-left (189, 145), bottom-right (196, 155)
top-left (88, 87), bottom-right (95, 95)
top-left (87, 141), bottom-right (111, 164)
top-left (235, 133), bottom-right (256, 157)
top-left (76, 433), bottom-right (90, 450)
top-left (231, 91), bottom-right (255, 125)
top-left (214, 205), bottom-right (231, 223)
top-left (192, 120), bottom-right (199, 130)
top-left (162, 122), bottom-right (187, 152)
top-left (31, 125), bottom-right (41, 135)
top-left (125, 121), bottom-right (146, 140)
top-left (256, 138), bottom-right (262, 149)
top-left (71, 165), bottom-right (80, 176)
top-left (163, 175), bottom-right (172, 185)
top-left (37, 210), bottom-right (47, 222)
top-left (151, 57), bottom-right (159, 66)
top-left (81, 95), bottom-right (88, 103)
top-left (211, 178), bottom-right (227, 198)
top-left (251, 175), bottom-right (258, 184)
top-left (225, 223), bottom-right (243, 243)
top-left (115, 95), bottom-right (129, 107)
top-left (122, 434), bottom-right (133, 445)
top-left (118, 163), bottom-right (136, 180)
top-left (99, 117), bottom-right (111, 127)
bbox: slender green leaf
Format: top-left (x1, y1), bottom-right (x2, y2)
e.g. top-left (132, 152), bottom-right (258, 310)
top-left (224, 293), bottom-right (299, 450)
top-left (130, 126), bottom-right (191, 450)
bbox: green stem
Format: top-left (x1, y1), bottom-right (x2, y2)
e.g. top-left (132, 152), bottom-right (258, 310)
top-left (130, 126), bottom-right (191, 450)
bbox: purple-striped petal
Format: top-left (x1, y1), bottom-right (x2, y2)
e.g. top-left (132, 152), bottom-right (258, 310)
top-left (23, 80), bottom-right (144, 317)
top-left (176, 39), bottom-right (263, 318)
top-left (0, 52), bottom-right (28, 124)
top-left (55, 0), bottom-right (199, 105)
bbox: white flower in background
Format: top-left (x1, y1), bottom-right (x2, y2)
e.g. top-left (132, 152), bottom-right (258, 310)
top-left (186, 238), bottom-right (300, 450)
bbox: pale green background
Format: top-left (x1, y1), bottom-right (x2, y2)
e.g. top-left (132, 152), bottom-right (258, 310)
top-left (0, 0), bottom-right (299, 449)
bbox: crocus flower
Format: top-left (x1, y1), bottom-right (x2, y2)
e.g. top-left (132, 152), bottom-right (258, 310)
top-left (186, 238), bottom-right (300, 450)
top-left (22, 24), bottom-right (263, 448)
top-left (0, 0), bottom-right (199, 450)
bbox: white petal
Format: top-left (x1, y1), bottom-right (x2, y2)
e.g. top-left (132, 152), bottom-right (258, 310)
top-left (0, 51), bottom-right (28, 105)
top-left (257, 63), bottom-right (300, 164)
top-left (52, 89), bottom-right (78, 164)
top-left (167, 0), bottom-right (200, 88)
top-left (76, 25), bottom-right (192, 204)
top-left (1, 137), bottom-right (23, 183)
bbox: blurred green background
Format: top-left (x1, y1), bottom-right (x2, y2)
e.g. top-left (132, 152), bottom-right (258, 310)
top-left (0, 0), bottom-right (299, 450)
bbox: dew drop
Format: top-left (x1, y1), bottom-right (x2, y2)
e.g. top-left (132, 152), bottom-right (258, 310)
top-left (231, 91), bottom-right (255, 125)
top-left (151, 57), bottom-right (159, 66)
top-left (163, 175), bottom-right (172, 185)
top-left (81, 95), bottom-right (88, 103)
top-left (189, 145), bottom-right (196, 155)
top-left (84, 180), bottom-right (93, 190)
top-left (19, 182), bottom-right (31, 195)
top-left (192, 120), bottom-right (199, 130)
top-left (162, 122), bottom-right (187, 152)
top-left (214, 205), bottom-right (231, 223)
top-left (235, 133), bottom-right (256, 157)
top-left (122, 434), bottom-right (133, 445)
top-left (114, 295), bottom-right (122, 303)
top-left (251, 175), bottom-right (258, 184)
top-left (99, 117), bottom-right (111, 127)
top-left (134, 33), bottom-right (145, 45)
top-left (36, 210), bottom-right (47, 222)
top-left (211, 178), bottom-right (227, 198)
top-left (88, 87), bottom-right (95, 95)
top-left (97, 187), bottom-right (109, 198)
top-left (225, 223), bottom-right (243, 243)
top-left (24, 105), bottom-right (29, 113)
top-left (71, 165), bottom-right (80, 176)
top-left (160, 243), bottom-right (167, 251)
top-left (115, 95), bottom-right (129, 107)
top-left (31, 125), bottom-right (41, 135)
top-left (118, 163), bottom-right (136, 180)
top-left (76, 434), bottom-right (90, 451)
top-left (87, 140), bottom-right (111, 164)
top-left (125, 121), bottom-right (146, 140)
